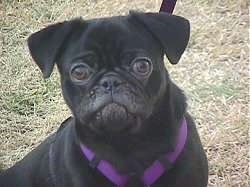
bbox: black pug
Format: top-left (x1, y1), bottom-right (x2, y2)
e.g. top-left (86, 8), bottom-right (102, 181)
top-left (0, 12), bottom-right (208, 187)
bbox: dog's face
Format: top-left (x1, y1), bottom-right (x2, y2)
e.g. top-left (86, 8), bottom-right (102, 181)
top-left (28, 12), bottom-right (189, 135)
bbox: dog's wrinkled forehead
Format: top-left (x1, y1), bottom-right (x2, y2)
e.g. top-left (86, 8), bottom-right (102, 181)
top-left (73, 17), bottom-right (158, 68)
top-left (83, 17), bottom-right (149, 47)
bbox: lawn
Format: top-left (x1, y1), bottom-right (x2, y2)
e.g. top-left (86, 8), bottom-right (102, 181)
top-left (0, 0), bottom-right (249, 186)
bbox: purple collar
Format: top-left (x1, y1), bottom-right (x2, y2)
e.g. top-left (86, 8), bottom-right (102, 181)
top-left (80, 118), bottom-right (187, 187)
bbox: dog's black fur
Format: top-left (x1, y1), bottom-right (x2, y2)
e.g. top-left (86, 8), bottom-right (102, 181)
top-left (0, 12), bottom-right (208, 187)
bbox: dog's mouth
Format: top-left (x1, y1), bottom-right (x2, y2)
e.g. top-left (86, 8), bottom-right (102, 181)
top-left (91, 103), bottom-right (142, 133)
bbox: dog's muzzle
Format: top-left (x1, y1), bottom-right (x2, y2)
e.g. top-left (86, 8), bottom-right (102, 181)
top-left (93, 102), bottom-right (142, 133)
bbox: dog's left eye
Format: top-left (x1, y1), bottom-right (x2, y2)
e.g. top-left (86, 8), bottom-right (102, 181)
top-left (70, 64), bottom-right (92, 83)
top-left (131, 57), bottom-right (153, 77)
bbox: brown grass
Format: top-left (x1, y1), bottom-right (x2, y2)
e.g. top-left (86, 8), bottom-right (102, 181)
top-left (0, 0), bottom-right (249, 186)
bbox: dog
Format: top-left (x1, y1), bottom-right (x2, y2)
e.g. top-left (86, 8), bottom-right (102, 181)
top-left (0, 11), bottom-right (208, 187)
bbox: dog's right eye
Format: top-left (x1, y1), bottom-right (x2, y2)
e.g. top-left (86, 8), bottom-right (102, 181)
top-left (70, 64), bottom-right (92, 83)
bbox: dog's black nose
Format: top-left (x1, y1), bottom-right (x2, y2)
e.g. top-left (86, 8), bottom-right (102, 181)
top-left (100, 74), bottom-right (122, 91)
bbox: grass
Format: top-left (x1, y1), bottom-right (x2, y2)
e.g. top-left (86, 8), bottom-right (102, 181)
top-left (0, 0), bottom-right (249, 186)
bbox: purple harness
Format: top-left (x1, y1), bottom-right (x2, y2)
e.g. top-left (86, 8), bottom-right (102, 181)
top-left (80, 118), bottom-right (187, 187)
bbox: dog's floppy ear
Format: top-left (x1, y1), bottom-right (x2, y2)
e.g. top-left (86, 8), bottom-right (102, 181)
top-left (27, 18), bottom-right (83, 78)
top-left (130, 12), bottom-right (190, 64)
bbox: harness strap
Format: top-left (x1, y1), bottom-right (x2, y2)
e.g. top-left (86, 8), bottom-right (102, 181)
top-left (80, 118), bottom-right (187, 187)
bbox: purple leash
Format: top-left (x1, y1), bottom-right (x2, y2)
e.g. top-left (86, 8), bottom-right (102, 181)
top-left (160, 0), bottom-right (177, 14)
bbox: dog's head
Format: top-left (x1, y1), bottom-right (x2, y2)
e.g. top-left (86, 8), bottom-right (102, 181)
top-left (28, 12), bottom-right (189, 135)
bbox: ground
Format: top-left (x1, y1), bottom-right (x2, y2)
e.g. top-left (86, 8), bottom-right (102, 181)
top-left (0, 0), bottom-right (249, 186)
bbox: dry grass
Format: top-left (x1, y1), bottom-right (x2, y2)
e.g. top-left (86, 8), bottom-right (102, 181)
top-left (0, 0), bottom-right (249, 186)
